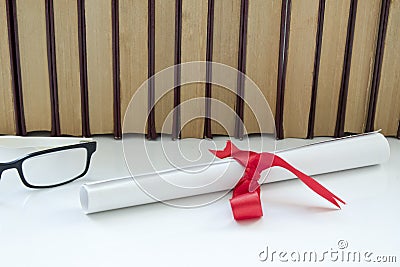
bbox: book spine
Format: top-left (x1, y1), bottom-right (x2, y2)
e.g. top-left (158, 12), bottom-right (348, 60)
top-left (275, 0), bottom-right (291, 140)
top-left (77, 0), bottom-right (90, 137)
top-left (112, 0), bottom-right (121, 139)
top-left (204, 0), bottom-right (214, 139)
top-left (172, 0), bottom-right (182, 140)
top-left (307, 0), bottom-right (325, 139)
top-left (234, 0), bottom-right (248, 139)
top-left (335, 0), bottom-right (358, 137)
top-left (5, 0), bottom-right (25, 135)
top-left (147, 0), bottom-right (156, 140)
top-left (365, 0), bottom-right (391, 132)
top-left (398, 121), bottom-right (400, 139)
top-left (373, 0), bottom-right (400, 136)
top-left (45, 0), bottom-right (60, 136)
top-left (0, 0), bottom-right (15, 134)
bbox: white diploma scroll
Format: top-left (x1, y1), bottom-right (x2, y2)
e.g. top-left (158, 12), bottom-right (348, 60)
top-left (80, 132), bottom-right (390, 214)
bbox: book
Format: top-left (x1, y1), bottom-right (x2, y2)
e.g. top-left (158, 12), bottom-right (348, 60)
top-left (179, 0), bottom-right (208, 138)
top-left (344, 0), bottom-right (381, 134)
top-left (210, 0), bottom-right (241, 136)
top-left (244, 0), bottom-right (281, 135)
top-left (374, 0), bottom-right (400, 136)
top-left (1, 0), bottom-right (400, 139)
top-left (154, 0), bottom-right (175, 135)
top-left (119, 0), bottom-right (148, 134)
top-left (15, 0), bottom-right (52, 133)
top-left (0, 0), bottom-right (16, 135)
top-left (282, 0), bottom-right (319, 138)
top-left (85, 0), bottom-right (114, 135)
top-left (313, 0), bottom-right (350, 137)
top-left (53, 0), bottom-right (82, 136)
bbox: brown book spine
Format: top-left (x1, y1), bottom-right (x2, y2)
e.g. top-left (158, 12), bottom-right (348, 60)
top-left (6, 0), bottom-right (25, 135)
top-left (172, 0), bottom-right (182, 140)
top-left (1, 0), bottom-right (15, 134)
top-left (373, 0), bottom-right (400, 136)
top-left (204, 0), bottom-right (214, 139)
top-left (45, 0), bottom-right (60, 136)
top-left (365, 0), bottom-right (390, 132)
top-left (112, 0), bottom-right (121, 139)
top-left (307, 0), bottom-right (325, 139)
top-left (77, 0), bottom-right (90, 137)
top-left (397, 121), bottom-right (400, 139)
top-left (234, 0), bottom-right (248, 139)
top-left (147, 0), bottom-right (156, 140)
top-left (275, 0), bottom-right (291, 140)
top-left (335, 0), bottom-right (357, 137)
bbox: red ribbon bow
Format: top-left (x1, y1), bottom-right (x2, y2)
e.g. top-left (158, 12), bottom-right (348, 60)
top-left (209, 141), bottom-right (345, 220)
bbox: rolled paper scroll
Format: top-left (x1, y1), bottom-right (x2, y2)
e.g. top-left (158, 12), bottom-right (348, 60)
top-left (80, 132), bottom-right (390, 214)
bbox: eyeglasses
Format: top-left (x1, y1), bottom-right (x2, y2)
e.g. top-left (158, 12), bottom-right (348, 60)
top-left (0, 137), bottom-right (97, 188)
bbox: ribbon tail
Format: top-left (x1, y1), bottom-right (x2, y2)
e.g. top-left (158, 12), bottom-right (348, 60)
top-left (273, 156), bottom-right (346, 208)
top-left (209, 140), bottom-right (241, 159)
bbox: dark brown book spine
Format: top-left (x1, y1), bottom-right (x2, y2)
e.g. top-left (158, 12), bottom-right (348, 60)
top-left (6, 0), bottom-right (26, 136)
top-left (307, 0), bottom-right (325, 139)
top-left (204, 0), bottom-right (214, 139)
top-left (397, 121), bottom-right (400, 139)
top-left (172, 0), bottom-right (182, 140)
top-left (77, 0), bottom-right (90, 137)
top-left (275, 0), bottom-right (291, 140)
top-left (147, 0), bottom-right (156, 140)
top-left (365, 0), bottom-right (391, 132)
top-left (335, 0), bottom-right (357, 137)
top-left (45, 0), bottom-right (61, 136)
top-left (234, 0), bottom-right (248, 139)
top-left (112, 0), bottom-right (121, 139)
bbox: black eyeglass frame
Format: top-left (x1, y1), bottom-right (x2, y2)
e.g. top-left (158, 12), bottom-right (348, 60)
top-left (0, 141), bottom-right (97, 189)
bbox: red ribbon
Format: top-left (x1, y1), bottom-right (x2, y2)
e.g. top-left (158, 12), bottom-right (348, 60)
top-left (209, 141), bottom-right (345, 220)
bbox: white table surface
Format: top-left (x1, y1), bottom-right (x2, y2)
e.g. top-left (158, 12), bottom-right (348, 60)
top-left (0, 135), bottom-right (399, 267)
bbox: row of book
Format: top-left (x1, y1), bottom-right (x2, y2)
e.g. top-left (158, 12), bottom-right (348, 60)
top-left (0, 0), bottom-right (399, 139)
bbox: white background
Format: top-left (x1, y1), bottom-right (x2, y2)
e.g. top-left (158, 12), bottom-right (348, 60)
top-left (0, 136), bottom-right (399, 267)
